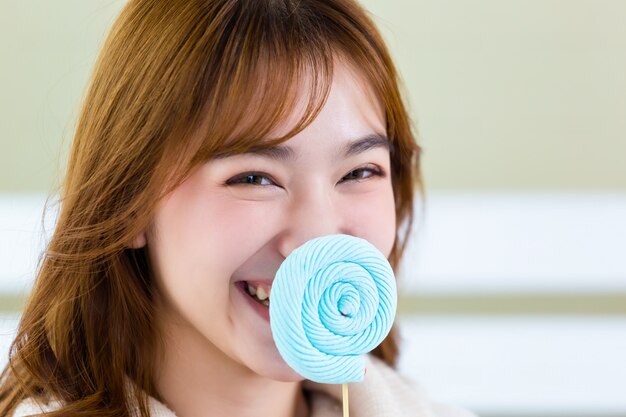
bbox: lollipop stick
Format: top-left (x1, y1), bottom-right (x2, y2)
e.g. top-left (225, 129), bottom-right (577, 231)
top-left (342, 383), bottom-right (349, 417)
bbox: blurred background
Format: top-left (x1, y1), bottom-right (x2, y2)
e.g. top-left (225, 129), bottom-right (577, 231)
top-left (1, 1), bottom-right (625, 416)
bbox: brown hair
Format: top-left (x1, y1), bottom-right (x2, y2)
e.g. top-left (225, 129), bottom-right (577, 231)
top-left (0, 0), bottom-right (422, 415)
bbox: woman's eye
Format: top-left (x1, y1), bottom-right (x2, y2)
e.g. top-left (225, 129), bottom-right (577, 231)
top-left (340, 166), bottom-right (382, 183)
top-left (225, 166), bottom-right (383, 188)
top-left (225, 172), bottom-right (276, 186)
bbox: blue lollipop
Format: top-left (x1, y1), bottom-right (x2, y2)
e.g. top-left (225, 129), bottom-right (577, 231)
top-left (269, 234), bottom-right (397, 384)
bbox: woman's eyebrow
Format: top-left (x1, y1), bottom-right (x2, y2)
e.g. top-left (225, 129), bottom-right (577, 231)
top-left (220, 133), bottom-right (389, 161)
top-left (343, 133), bottom-right (390, 158)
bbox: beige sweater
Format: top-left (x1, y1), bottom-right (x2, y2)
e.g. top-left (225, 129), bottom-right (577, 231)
top-left (13, 355), bottom-right (477, 417)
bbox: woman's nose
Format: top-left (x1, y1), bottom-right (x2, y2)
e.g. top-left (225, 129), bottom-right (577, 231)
top-left (276, 193), bottom-right (350, 258)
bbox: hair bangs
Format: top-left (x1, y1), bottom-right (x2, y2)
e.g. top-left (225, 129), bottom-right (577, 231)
top-left (195, 47), bottom-right (334, 162)
top-left (161, 1), bottom-right (337, 180)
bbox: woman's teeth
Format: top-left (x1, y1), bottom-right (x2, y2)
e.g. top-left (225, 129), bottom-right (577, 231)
top-left (246, 282), bottom-right (271, 306)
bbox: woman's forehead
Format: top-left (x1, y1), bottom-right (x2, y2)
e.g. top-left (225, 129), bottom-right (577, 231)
top-left (263, 59), bottom-right (385, 141)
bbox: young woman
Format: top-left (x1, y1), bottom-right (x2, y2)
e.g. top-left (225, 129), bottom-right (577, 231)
top-left (0, 1), bottom-right (476, 416)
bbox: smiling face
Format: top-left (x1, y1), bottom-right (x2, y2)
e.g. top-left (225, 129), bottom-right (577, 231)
top-left (144, 61), bottom-right (396, 383)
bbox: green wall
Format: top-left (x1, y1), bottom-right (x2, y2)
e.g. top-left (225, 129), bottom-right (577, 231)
top-left (2, 0), bottom-right (625, 192)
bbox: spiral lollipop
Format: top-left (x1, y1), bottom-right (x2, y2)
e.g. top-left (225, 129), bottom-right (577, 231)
top-left (269, 234), bottom-right (397, 384)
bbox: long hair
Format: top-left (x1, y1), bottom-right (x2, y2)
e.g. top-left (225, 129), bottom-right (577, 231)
top-left (0, 0), bottom-right (422, 415)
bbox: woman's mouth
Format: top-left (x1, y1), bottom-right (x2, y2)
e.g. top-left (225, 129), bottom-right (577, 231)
top-left (242, 281), bottom-right (271, 307)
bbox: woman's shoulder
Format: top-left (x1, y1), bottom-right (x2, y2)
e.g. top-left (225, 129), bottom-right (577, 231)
top-left (11, 394), bottom-right (176, 417)
top-left (304, 354), bottom-right (479, 417)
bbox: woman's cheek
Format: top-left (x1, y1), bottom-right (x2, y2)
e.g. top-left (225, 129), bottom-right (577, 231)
top-left (210, 198), bottom-right (284, 260)
top-left (342, 189), bottom-right (396, 258)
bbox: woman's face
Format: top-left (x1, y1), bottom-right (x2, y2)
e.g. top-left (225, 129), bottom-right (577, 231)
top-left (145, 62), bottom-right (396, 382)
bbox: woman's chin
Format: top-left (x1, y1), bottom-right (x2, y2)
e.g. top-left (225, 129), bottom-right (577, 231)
top-left (269, 366), bottom-right (305, 382)
top-left (250, 356), bottom-right (305, 382)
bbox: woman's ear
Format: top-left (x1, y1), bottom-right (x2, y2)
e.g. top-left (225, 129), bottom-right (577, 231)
top-left (130, 232), bottom-right (147, 249)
